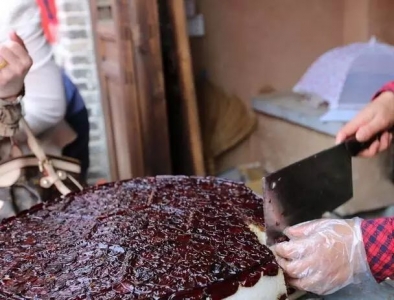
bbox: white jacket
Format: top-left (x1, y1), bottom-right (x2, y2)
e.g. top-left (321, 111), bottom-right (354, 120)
top-left (0, 0), bottom-right (76, 159)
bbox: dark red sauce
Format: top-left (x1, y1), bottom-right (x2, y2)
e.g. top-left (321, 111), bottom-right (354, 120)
top-left (0, 176), bottom-right (282, 299)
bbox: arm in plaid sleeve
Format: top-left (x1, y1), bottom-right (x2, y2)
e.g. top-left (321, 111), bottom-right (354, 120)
top-left (361, 218), bottom-right (394, 282)
top-left (354, 84), bottom-right (394, 282)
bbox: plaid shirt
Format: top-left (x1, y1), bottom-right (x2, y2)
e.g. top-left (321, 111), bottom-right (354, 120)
top-left (361, 81), bottom-right (394, 282)
top-left (373, 81), bottom-right (394, 99)
top-left (361, 218), bottom-right (394, 282)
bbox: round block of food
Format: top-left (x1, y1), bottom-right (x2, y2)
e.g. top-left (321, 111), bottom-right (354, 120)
top-left (0, 176), bottom-right (287, 299)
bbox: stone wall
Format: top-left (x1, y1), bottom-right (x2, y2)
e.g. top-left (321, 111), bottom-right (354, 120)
top-left (54, 0), bottom-right (109, 183)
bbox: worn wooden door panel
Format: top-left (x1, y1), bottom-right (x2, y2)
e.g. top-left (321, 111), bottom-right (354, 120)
top-left (111, 0), bottom-right (147, 179)
top-left (90, 0), bottom-right (172, 180)
top-left (125, 0), bottom-right (172, 176)
top-left (90, 0), bottom-right (119, 179)
top-left (90, 0), bottom-right (145, 180)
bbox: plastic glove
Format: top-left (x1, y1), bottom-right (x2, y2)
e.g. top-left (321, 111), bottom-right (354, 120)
top-left (271, 218), bottom-right (371, 295)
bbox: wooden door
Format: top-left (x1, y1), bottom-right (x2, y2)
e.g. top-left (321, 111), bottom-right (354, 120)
top-left (90, 0), bottom-right (172, 180)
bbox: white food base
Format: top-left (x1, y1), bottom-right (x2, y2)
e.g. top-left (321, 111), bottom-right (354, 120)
top-left (224, 268), bottom-right (287, 300)
top-left (223, 226), bottom-right (288, 300)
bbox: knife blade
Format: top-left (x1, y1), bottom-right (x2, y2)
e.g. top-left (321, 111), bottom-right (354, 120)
top-left (263, 132), bottom-right (384, 245)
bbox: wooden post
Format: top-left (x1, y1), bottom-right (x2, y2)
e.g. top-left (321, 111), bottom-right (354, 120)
top-left (164, 0), bottom-right (206, 175)
top-left (127, 0), bottom-right (173, 176)
top-left (113, 0), bottom-right (146, 178)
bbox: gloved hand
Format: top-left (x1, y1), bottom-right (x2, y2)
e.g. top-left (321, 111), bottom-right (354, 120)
top-left (271, 218), bottom-right (371, 295)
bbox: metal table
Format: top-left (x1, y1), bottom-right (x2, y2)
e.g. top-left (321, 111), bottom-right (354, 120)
top-left (298, 277), bottom-right (394, 299)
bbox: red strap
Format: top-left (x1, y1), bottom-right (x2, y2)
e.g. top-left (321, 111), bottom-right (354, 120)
top-left (35, 0), bottom-right (58, 44)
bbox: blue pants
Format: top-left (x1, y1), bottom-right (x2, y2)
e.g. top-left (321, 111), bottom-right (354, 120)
top-left (61, 71), bottom-right (90, 182)
top-left (62, 107), bottom-right (90, 182)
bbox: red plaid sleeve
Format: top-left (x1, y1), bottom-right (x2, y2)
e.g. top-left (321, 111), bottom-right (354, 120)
top-left (372, 81), bottom-right (394, 100)
top-left (361, 218), bottom-right (394, 282)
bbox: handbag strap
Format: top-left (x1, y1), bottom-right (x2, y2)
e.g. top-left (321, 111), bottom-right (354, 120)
top-left (20, 117), bottom-right (75, 196)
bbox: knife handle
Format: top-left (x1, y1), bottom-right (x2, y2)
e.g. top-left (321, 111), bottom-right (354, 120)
top-left (344, 128), bottom-right (394, 156)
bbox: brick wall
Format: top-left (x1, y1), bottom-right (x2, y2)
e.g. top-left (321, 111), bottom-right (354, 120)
top-left (54, 0), bottom-right (110, 183)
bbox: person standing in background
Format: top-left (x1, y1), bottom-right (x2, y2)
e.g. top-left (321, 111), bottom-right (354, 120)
top-left (273, 88), bottom-right (394, 295)
top-left (0, 32), bottom-right (33, 136)
top-left (0, 0), bottom-right (77, 159)
top-left (36, 0), bottom-right (90, 182)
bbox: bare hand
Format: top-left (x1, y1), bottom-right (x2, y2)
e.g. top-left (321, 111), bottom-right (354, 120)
top-left (0, 31), bottom-right (33, 99)
top-left (336, 91), bottom-right (394, 157)
top-left (271, 218), bottom-right (370, 295)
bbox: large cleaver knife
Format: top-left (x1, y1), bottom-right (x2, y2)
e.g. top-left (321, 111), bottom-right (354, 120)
top-left (263, 134), bottom-right (385, 245)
